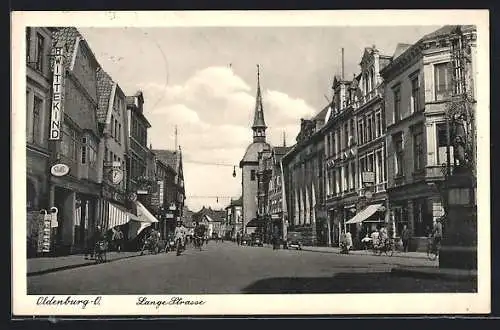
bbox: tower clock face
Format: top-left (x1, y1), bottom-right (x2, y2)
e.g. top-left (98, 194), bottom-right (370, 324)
top-left (110, 169), bottom-right (123, 185)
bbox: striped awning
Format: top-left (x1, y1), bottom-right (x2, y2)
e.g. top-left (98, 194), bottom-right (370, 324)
top-left (345, 204), bottom-right (382, 225)
top-left (135, 201), bottom-right (159, 223)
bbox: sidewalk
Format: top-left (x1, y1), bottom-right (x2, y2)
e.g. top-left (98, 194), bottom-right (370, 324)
top-left (391, 266), bottom-right (477, 281)
top-left (301, 245), bottom-right (430, 259)
top-left (27, 251), bottom-right (140, 276)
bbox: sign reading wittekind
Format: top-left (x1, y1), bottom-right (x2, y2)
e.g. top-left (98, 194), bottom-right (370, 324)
top-left (49, 46), bottom-right (64, 140)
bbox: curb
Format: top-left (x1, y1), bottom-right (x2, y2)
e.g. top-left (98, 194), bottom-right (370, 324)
top-left (390, 267), bottom-right (477, 282)
top-left (302, 247), bottom-right (429, 260)
top-left (27, 253), bottom-right (142, 277)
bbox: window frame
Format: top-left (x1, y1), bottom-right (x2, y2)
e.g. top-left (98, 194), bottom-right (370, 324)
top-left (412, 127), bottom-right (425, 172)
top-left (32, 94), bottom-right (43, 145)
top-left (410, 73), bottom-right (421, 113)
top-left (393, 86), bottom-right (401, 123)
top-left (434, 62), bottom-right (451, 101)
top-left (393, 133), bottom-right (404, 176)
top-left (34, 32), bottom-right (45, 72)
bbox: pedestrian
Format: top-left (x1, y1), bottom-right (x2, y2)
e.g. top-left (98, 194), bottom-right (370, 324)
top-left (345, 231), bottom-right (353, 251)
top-left (401, 224), bottom-right (410, 252)
top-left (85, 225), bottom-right (102, 260)
top-left (432, 218), bottom-right (443, 248)
top-left (236, 232), bottom-right (241, 246)
top-left (371, 229), bottom-right (380, 249)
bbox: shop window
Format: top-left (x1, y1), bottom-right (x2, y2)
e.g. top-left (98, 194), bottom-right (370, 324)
top-left (413, 198), bottom-right (433, 237)
top-left (393, 206), bottom-right (409, 237)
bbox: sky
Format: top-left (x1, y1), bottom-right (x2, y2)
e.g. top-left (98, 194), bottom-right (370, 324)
top-left (79, 25), bottom-right (440, 212)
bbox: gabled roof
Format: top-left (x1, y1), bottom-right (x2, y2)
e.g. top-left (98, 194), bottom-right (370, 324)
top-left (96, 69), bottom-right (114, 124)
top-left (392, 43), bottom-right (412, 59)
top-left (193, 206), bottom-right (226, 223)
top-left (273, 146), bottom-right (292, 156)
top-left (420, 25), bottom-right (476, 43)
top-left (152, 149), bottom-right (180, 173)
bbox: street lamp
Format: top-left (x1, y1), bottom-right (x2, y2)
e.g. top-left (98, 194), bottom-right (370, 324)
top-left (232, 166), bottom-right (236, 178)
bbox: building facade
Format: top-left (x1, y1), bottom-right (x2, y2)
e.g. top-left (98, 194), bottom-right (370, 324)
top-left (225, 197), bottom-right (243, 239)
top-left (26, 27), bottom-right (55, 256)
top-left (239, 68), bottom-right (270, 234)
top-left (266, 146), bottom-right (292, 242)
top-left (256, 147), bottom-right (272, 239)
top-left (96, 69), bottom-right (131, 233)
top-left (48, 27), bottom-right (104, 255)
top-left (283, 108), bottom-right (327, 246)
top-left (152, 148), bottom-right (186, 227)
top-left (381, 25), bottom-right (477, 251)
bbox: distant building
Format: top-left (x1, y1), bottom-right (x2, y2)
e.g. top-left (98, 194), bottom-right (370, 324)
top-left (267, 146), bottom-right (292, 241)
top-left (239, 67), bottom-right (270, 234)
top-left (193, 206), bottom-right (226, 238)
top-left (225, 197), bottom-right (243, 239)
top-left (152, 148), bottom-right (186, 228)
top-left (282, 106), bottom-right (328, 246)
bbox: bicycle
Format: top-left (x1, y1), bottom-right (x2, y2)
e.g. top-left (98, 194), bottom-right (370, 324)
top-left (426, 237), bottom-right (440, 261)
top-left (94, 240), bottom-right (108, 264)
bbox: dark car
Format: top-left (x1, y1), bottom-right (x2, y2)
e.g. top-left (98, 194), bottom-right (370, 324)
top-left (241, 234), bottom-right (251, 246)
top-left (285, 231), bottom-right (303, 250)
top-left (251, 234), bottom-right (264, 247)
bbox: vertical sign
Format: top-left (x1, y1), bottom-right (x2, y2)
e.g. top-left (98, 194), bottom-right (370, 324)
top-left (37, 210), bottom-right (47, 253)
top-left (49, 46), bottom-right (65, 140)
top-left (158, 180), bottom-right (164, 204)
top-left (42, 212), bottom-right (53, 253)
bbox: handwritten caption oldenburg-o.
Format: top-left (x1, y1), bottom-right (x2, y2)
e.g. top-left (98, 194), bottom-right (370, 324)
top-left (37, 296), bottom-right (102, 309)
top-left (137, 296), bottom-right (206, 309)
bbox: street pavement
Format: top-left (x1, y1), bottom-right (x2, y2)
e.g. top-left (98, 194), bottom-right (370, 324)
top-left (27, 241), bottom-right (476, 294)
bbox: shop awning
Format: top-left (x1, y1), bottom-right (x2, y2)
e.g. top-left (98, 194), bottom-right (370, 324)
top-left (345, 203), bottom-right (382, 224)
top-left (135, 201), bottom-right (159, 223)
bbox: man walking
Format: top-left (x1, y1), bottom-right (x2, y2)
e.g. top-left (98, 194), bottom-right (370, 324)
top-left (401, 224), bottom-right (410, 252)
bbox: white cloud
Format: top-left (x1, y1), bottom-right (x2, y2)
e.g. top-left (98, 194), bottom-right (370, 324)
top-left (135, 65), bottom-right (317, 211)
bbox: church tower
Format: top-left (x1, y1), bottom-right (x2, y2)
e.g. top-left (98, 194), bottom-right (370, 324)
top-left (239, 65), bottom-right (270, 234)
top-left (252, 65), bottom-right (267, 142)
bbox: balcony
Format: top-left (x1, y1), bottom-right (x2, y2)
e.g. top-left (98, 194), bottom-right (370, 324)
top-left (413, 165), bottom-right (450, 182)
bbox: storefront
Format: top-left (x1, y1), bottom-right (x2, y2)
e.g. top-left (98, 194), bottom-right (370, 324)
top-left (49, 174), bottom-right (102, 255)
top-left (388, 183), bottom-right (443, 252)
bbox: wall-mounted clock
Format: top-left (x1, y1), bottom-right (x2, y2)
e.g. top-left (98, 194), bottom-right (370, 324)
top-left (110, 168), bottom-right (123, 185)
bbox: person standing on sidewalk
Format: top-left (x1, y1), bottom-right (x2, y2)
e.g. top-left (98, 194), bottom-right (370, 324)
top-left (113, 227), bottom-right (124, 252)
top-left (85, 225), bottom-right (102, 260)
top-left (401, 225), bottom-right (410, 252)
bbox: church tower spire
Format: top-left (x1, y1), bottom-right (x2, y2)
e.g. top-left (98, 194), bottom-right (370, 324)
top-left (252, 64), bottom-right (267, 143)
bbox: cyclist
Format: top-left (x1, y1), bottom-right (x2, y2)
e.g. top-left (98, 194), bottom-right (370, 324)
top-left (174, 220), bottom-right (187, 250)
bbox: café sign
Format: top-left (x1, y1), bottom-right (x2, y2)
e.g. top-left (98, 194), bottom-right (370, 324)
top-left (51, 163), bottom-right (70, 177)
top-left (49, 46), bottom-right (65, 140)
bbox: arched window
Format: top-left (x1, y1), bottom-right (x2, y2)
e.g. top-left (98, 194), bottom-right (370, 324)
top-left (27, 179), bottom-right (36, 210)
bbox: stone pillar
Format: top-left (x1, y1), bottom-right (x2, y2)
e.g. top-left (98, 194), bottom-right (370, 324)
top-left (439, 172), bottom-right (477, 270)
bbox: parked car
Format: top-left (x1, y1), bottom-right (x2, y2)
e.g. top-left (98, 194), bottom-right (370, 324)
top-left (251, 234), bottom-right (264, 247)
top-left (241, 234), bottom-right (251, 246)
top-left (285, 231), bottom-right (303, 250)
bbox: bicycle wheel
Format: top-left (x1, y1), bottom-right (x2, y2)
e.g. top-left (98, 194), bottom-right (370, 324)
top-left (427, 246), bottom-right (437, 261)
